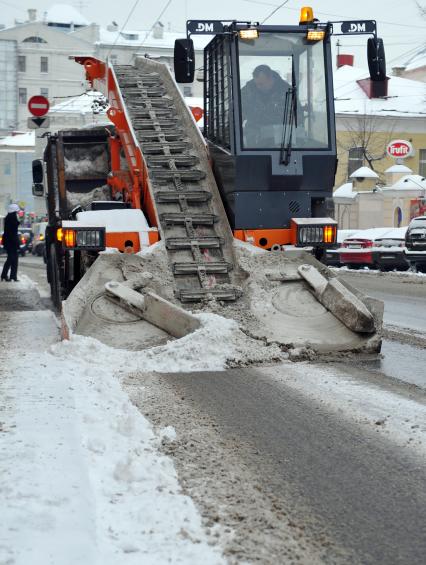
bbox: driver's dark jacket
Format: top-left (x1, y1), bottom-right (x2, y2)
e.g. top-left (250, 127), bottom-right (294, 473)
top-left (241, 72), bottom-right (290, 128)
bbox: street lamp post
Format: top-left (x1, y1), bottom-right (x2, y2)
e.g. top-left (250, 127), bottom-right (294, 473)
top-left (404, 176), bottom-right (426, 218)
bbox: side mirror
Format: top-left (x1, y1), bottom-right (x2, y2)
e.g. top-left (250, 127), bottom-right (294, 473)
top-left (32, 183), bottom-right (44, 197)
top-left (32, 159), bottom-right (44, 183)
top-left (174, 38), bottom-right (195, 83)
top-left (367, 37), bottom-right (386, 81)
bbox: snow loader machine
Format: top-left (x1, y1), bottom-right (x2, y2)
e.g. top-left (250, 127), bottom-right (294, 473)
top-left (36, 7), bottom-right (386, 355)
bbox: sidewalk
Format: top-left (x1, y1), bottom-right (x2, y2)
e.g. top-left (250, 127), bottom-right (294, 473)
top-left (0, 278), bottom-right (223, 565)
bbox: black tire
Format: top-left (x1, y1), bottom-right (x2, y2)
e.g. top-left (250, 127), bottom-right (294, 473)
top-left (48, 243), bottom-right (62, 310)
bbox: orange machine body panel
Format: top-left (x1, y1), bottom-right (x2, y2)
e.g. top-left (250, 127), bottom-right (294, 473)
top-left (234, 227), bottom-right (297, 249)
top-left (105, 230), bottom-right (160, 253)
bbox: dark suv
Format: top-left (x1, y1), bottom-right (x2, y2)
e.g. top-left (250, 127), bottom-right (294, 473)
top-left (405, 216), bottom-right (426, 272)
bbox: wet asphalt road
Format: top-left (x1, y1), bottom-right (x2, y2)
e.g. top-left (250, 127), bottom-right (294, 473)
top-left (338, 271), bottom-right (426, 334)
top-left (136, 271), bottom-right (426, 563)
top-left (146, 366), bottom-right (426, 565)
top-left (335, 271), bottom-right (426, 390)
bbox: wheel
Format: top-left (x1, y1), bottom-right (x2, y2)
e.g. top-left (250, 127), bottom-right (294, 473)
top-left (48, 244), bottom-right (62, 310)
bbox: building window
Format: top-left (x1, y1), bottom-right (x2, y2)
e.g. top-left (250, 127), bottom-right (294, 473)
top-left (348, 147), bottom-right (364, 177)
top-left (23, 36), bottom-right (47, 43)
top-left (18, 55), bottom-right (26, 72)
top-left (18, 88), bottom-right (27, 104)
top-left (40, 88), bottom-right (49, 98)
top-left (3, 162), bottom-right (11, 176)
top-left (109, 54), bottom-right (118, 65)
top-left (419, 149), bottom-right (426, 177)
top-left (40, 56), bottom-right (48, 73)
top-left (120, 32), bottom-right (139, 40)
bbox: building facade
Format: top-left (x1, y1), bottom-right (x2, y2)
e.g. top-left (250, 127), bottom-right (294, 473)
top-left (334, 165), bottom-right (426, 230)
top-left (0, 39), bottom-right (18, 131)
top-left (334, 63), bottom-right (426, 191)
top-left (0, 6), bottom-right (205, 132)
top-left (0, 132), bottom-right (35, 215)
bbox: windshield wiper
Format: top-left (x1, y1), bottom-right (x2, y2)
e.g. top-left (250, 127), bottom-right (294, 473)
top-left (280, 66), bottom-right (297, 166)
top-left (280, 86), bottom-right (297, 165)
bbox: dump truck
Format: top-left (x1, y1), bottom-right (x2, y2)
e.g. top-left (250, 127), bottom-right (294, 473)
top-left (33, 7), bottom-right (386, 355)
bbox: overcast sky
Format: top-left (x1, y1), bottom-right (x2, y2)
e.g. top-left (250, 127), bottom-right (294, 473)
top-left (1, 0), bottom-right (425, 68)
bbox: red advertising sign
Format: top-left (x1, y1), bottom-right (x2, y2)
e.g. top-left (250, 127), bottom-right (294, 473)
top-left (386, 139), bottom-right (413, 159)
top-left (28, 95), bottom-right (49, 117)
top-left (410, 198), bottom-right (426, 220)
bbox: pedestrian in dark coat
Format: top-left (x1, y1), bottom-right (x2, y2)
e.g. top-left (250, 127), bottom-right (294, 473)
top-left (1, 204), bottom-right (20, 282)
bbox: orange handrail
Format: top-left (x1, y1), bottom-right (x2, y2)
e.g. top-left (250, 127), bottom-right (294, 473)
top-left (74, 56), bottom-right (159, 229)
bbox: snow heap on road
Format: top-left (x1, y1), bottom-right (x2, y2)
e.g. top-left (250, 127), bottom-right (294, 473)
top-left (59, 310), bottom-right (284, 373)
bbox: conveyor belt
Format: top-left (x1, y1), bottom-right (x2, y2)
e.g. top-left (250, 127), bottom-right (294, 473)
top-left (114, 62), bottom-right (240, 303)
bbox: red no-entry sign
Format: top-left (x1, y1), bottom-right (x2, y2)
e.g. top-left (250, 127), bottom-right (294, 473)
top-left (28, 95), bottom-right (49, 117)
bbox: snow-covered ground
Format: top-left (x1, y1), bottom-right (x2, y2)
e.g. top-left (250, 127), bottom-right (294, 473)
top-left (0, 279), bottom-right (224, 565)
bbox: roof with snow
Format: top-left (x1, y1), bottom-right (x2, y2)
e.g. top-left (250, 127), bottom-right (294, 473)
top-left (402, 45), bottom-right (426, 72)
top-left (391, 174), bottom-right (426, 190)
top-left (350, 166), bottom-right (379, 179)
top-left (50, 91), bottom-right (108, 114)
top-left (334, 65), bottom-right (426, 118)
top-left (0, 131), bottom-right (35, 147)
top-left (385, 164), bottom-right (412, 174)
top-left (333, 182), bottom-right (357, 199)
top-left (45, 4), bottom-right (89, 26)
top-left (97, 27), bottom-right (209, 51)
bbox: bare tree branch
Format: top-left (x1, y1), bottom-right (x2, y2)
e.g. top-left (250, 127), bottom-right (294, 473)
top-left (338, 108), bottom-right (396, 179)
top-left (416, 1), bottom-right (426, 18)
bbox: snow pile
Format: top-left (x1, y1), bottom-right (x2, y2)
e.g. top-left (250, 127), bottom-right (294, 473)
top-left (64, 151), bottom-right (108, 176)
top-left (0, 311), bottom-right (224, 565)
top-left (66, 184), bottom-right (112, 210)
top-left (56, 311), bottom-right (284, 372)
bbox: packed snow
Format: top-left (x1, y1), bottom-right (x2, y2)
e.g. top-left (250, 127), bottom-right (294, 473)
top-left (0, 283), bottom-right (225, 564)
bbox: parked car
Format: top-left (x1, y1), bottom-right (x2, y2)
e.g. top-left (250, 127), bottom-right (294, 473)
top-left (404, 216), bottom-right (426, 272)
top-left (338, 228), bottom-right (394, 269)
top-left (18, 227), bottom-right (33, 256)
top-left (31, 222), bottom-right (48, 257)
top-left (372, 227), bottom-right (409, 272)
top-left (323, 229), bottom-right (358, 266)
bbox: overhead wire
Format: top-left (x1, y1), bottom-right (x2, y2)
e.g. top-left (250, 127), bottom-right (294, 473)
top-left (260, 0), bottom-right (289, 24)
top-left (106, 0), bottom-right (142, 58)
top-left (240, 0), bottom-right (426, 30)
top-left (128, 0), bottom-right (173, 62)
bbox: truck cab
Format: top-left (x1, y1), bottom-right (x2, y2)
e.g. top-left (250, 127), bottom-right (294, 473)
top-left (174, 9), bottom-right (386, 249)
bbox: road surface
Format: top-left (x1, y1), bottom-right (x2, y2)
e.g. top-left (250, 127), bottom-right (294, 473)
top-left (126, 269), bottom-right (426, 563)
top-left (9, 259), bottom-right (426, 564)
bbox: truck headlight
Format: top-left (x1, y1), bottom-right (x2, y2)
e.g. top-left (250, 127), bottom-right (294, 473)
top-left (61, 227), bottom-right (105, 250)
top-left (291, 218), bottom-right (337, 246)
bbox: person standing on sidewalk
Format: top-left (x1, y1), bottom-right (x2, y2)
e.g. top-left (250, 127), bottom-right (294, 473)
top-left (1, 204), bottom-right (20, 282)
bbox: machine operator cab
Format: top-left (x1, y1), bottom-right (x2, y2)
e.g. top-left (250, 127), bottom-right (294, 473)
top-left (174, 7), bottom-right (386, 249)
